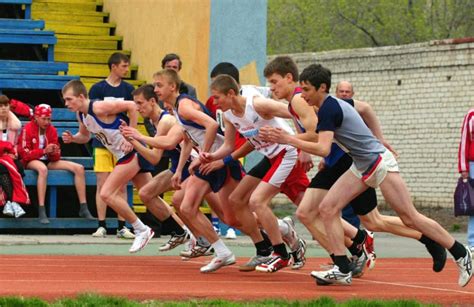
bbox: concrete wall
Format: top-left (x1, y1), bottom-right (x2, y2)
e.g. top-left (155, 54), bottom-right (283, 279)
top-left (103, 0), bottom-right (211, 101)
top-left (103, 0), bottom-right (267, 101)
top-left (275, 41), bottom-right (474, 208)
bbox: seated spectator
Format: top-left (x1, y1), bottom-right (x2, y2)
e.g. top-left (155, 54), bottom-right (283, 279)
top-left (17, 104), bottom-right (94, 224)
top-left (0, 95), bottom-right (29, 217)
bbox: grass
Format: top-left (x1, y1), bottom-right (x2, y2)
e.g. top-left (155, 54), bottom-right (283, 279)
top-left (0, 294), bottom-right (438, 307)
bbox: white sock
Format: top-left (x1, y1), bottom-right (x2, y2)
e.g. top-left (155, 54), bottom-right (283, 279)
top-left (278, 219), bottom-right (298, 251)
top-left (131, 219), bottom-right (147, 233)
top-left (211, 239), bottom-right (232, 257)
top-left (278, 219), bottom-right (290, 236)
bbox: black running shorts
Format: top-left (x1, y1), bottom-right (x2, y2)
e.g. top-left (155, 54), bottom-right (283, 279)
top-left (309, 153), bottom-right (377, 216)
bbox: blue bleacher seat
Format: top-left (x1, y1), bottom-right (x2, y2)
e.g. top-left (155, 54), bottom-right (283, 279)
top-left (0, 0), bottom-right (32, 19)
top-left (0, 19), bottom-right (44, 30)
top-left (0, 29), bottom-right (56, 61)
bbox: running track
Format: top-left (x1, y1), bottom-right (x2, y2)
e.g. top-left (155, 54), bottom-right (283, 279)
top-left (0, 255), bottom-right (472, 304)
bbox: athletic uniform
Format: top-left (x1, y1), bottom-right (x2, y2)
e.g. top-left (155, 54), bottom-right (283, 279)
top-left (173, 94), bottom-right (242, 192)
top-left (308, 97), bottom-right (379, 216)
top-left (80, 100), bottom-right (153, 172)
top-left (224, 88), bottom-right (308, 203)
top-left (89, 80), bottom-right (134, 172)
top-left (316, 95), bottom-right (397, 188)
top-left (148, 110), bottom-right (191, 180)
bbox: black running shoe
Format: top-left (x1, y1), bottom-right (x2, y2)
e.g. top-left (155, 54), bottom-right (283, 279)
top-left (426, 241), bottom-right (447, 272)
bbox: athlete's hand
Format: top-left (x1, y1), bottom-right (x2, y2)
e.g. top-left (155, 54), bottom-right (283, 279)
top-left (259, 126), bottom-right (289, 144)
top-left (120, 140), bottom-right (133, 153)
top-left (318, 159), bottom-right (326, 171)
top-left (199, 160), bottom-right (224, 175)
top-left (199, 151), bottom-right (214, 163)
top-left (188, 158), bottom-right (201, 175)
top-left (62, 130), bottom-right (74, 144)
top-left (381, 140), bottom-right (399, 160)
top-left (297, 151), bottom-right (314, 172)
top-left (120, 125), bottom-right (141, 142)
top-left (171, 172), bottom-right (182, 190)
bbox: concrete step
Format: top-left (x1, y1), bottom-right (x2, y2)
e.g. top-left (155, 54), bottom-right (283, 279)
top-left (34, 0), bottom-right (103, 4)
top-left (32, 10), bottom-right (108, 23)
top-left (32, 1), bottom-right (99, 12)
top-left (69, 63), bottom-right (137, 78)
top-left (55, 48), bottom-right (130, 63)
top-left (45, 21), bottom-right (115, 36)
top-left (56, 34), bottom-right (122, 50)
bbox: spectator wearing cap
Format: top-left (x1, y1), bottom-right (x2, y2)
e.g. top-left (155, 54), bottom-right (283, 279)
top-left (17, 104), bottom-right (94, 224)
top-left (0, 95), bottom-right (29, 218)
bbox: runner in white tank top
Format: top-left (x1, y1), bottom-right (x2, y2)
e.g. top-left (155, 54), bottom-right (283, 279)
top-left (153, 69), bottom-right (240, 273)
top-left (204, 74), bottom-right (301, 273)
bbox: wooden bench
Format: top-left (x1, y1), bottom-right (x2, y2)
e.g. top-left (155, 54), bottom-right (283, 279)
top-left (0, 29), bottom-right (56, 61)
top-left (0, 0), bottom-right (32, 19)
top-left (0, 60), bottom-right (78, 94)
top-left (0, 60), bottom-right (68, 75)
top-left (1, 108), bottom-right (132, 229)
top-left (0, 18), bottom-right (44, 30)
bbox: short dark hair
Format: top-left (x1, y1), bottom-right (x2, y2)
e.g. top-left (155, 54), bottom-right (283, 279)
top-left (107, 52), bottom-right (130, 70)
top-left (161, 53), bottom-right (182, 70)
top-left (0, 95), bottom-right (10, 106)
top-left (299, 64), bottom-right (332, 93)
top-left (210, 75), bottom-right (240, 95)
top-left (62, 80), bottom-right (88, 98)
top-left (210, 62), bottom-right (240, 84)
top-left (132, 84), bottom-right (157, 101)
top-left (264, 56), bottom-right (299, 81)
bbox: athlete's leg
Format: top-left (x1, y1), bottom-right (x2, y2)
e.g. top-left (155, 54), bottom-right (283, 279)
top-left (100, 157), bottom-right (140, 223)
top-left (228, 175), bottom-right (264, 243)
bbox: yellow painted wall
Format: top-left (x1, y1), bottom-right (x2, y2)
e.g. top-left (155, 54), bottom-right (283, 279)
top-left (103, 0), bottom-right (211, 102)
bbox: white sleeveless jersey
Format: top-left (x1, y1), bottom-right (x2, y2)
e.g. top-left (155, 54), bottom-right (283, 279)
top-left (223, 93), bottom-right (294, 159)
top-left (81, 101), bottom-right (128, 160)
top-left (173, 94), bottom-right (224, 153)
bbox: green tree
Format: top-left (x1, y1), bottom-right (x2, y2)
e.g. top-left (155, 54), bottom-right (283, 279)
top-left (267, 0), bottom-right (474, 54)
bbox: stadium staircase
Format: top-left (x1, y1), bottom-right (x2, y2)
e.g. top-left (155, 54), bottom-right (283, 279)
top-left (0, 0), bottom-right (165, 232)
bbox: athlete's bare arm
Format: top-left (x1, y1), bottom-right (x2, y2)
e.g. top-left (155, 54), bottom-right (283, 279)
top-left (354, 99), bottom-right (398, 157)
top-left (201, 116), bottom-right (236, 162)
top-left (260, 126), bottom-right (333, 158)
top-left (253, 97), bottom-right (292, 120)
top-left (92, 100), bottom-right (138, 128)
top-left (61, 113), bottom-right (91, 144)
top-left (178, 98), bottom-right (218, 153)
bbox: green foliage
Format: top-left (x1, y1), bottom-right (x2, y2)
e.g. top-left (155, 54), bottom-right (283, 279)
top-left (267, 0), bottom-right (474, 54)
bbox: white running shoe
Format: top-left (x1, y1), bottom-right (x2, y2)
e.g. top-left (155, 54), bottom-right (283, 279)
top-left (92, 226), bottom-right (107, 237)
top-left (456, 246), bottom-right (473, 287)
top-left (2, 201), bottom-right (14, 217)
top-left (11, 201), bottom-right (26, 218)
top-left (200, 253), bottom-right (236, 273)
top-left (129, 227), bottom-right (154, 253)
top-left (117, 227), bottom-right (135, 239)
top-left (225, 228), bottom-right (237, 240)
top-left (311, 265), bottom-right (352, 286)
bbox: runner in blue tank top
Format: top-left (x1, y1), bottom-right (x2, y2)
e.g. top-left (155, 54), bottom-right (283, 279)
top-left (62, 80), bottom-right (157, 255)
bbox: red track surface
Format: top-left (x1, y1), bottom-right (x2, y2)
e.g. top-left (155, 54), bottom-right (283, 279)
top-left (0, 255), bottom-right (472, 305)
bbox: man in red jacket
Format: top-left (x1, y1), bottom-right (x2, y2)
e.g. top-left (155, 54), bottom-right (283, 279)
top-left (17, 104), bottom-right (94, 224)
